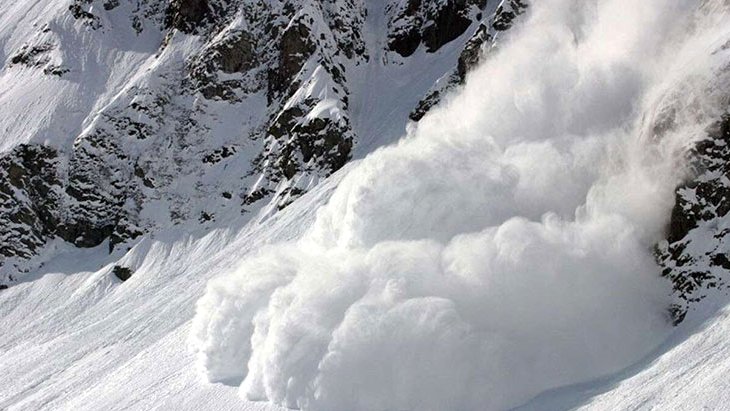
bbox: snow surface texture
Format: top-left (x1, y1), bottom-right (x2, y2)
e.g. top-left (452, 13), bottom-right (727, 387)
top-left (0, 0), bottom-right (494, 284)
top-left (192, 1), bottom-right (730, 410)
top-left (0, 170), bottom-right (346, 410)
top-left (3, 169), bottom-right (730, 411)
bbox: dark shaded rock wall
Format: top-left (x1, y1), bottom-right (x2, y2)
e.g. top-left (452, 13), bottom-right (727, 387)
top-left (387, 0), bottom-right (487, 57)
top-left (658, 113), bottom-right (730, 324)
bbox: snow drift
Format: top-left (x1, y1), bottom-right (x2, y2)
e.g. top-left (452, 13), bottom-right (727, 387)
top-left (191, 0), bottom-right (730, 410)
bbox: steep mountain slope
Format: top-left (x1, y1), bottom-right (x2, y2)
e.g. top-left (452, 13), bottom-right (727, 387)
top-left (2, 0), bottom-right (730, 410)
top-left (0, 170), bottom-right (345, 410)
top-left (187, 1), bottom-right (730, 409)
top-left (0, 0), bottom-right (520, 286)
top-left (516, 298), bottom-right (730, 411)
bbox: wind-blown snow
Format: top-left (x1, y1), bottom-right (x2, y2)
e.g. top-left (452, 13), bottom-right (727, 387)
top-left (192, 0), bottom-right (730, 410)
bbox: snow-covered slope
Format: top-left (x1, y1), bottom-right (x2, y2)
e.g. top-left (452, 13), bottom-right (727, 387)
top-left (516, 293), bottom-right (730, 411)
top-left (0, 0), bottom-right (505, 285)
top-left (0, 168), bottom-right (344, 410)
top-left (3, 0), bottom-right (730, 410)
top-left (188, 1), bottom-right (730, 409)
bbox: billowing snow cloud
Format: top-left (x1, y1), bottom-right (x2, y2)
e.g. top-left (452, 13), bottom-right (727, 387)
top-left (191, 0), bottom-right (730, 409)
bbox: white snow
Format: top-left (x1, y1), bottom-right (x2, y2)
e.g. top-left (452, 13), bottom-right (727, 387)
top-left (192, 0), bottom-right (730, 410)
top-left (2, 0), bottom-right (730, 410)
top-left (516, 294), bottom-right (730, 411)
top-left (0, 0), bottom-right (162, 153)
top-left (0, 165), bottom-right (348, 411)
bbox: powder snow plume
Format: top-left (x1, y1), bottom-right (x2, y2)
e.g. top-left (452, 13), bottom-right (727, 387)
top-left (191, 0), bottom-right (730, 410)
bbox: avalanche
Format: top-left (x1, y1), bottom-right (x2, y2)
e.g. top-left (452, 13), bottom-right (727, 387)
top-left (2, 0), bottom-right (730, 410)
top-left (192, 0), bottom-right (730, 410)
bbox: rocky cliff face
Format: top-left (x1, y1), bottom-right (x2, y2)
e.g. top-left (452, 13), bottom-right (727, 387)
top-left (410, 0), bottom-right (527, 120)
top-left (386, 0), bottom-right (486, 57)
top-left (0, 0), bottom-right (524, 285)
top-left (659, 112), bottom-right (730, 324)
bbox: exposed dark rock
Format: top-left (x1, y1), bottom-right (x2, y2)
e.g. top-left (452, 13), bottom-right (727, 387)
top-left (268, 20), bottom-right (316, 102)
top-left (245, 97), bottom-right (354, 209)
top-left (409, 0), bottom-right (526, 122)
top-left (105, 115), bottom-right (153, 140)
top-left (242, 187), bottom-right (271, 207)
top-left (62, 131), bottom-right (135, 249)
top-left (173, 0), bottom-right (366, 217)
top-left (189, 30), bottom-right (261, 100)
top-left (668, 304), bottom-right (687, 326)
top-left (165, 0), bottom-right (210, 33)
top-left (112, 265), bottom-right (134, 281)
top-left (202, 146), bottom-right (237, 164)
top-left (69, 0), bottom-right (101, 29)
top-left (217, 32), bottom-right (257, 73)
top-left (388, 0), bottom-right (423, 57)
top-left (265, 101), bottom-right (353, 179)
top-left (667, 114), bottom-right (730, 243)
top-left (659, 112), bottom-right (730, 323)
top-left (712, 253), bottom-right (730, 270)
top-left (109, 217), bottom-right (143, 252)
top-left (492, 0), bottom-right (528, 31)
top-left (411, 23), bottom-right (492, 121)
top-left (410, 80), bottom-right (452, 122)
top-left (325, 0), bottom-right (368, 60)
top-left (103, 0), bottom-right (120, 11)
top-left (134, 164), bottom-right (156, 188)
top-left (275, 186), bottom-right (305, 210)
top-left (0, 145), bottom-right (62, 262)
top-left (387, 0), bottom-right (486, 58)
top-left (422, 1), bottom-right (482, 52)
top-left (10, 43), bottom-right (53, 66)
top-left (199, 211), bottom-right (214, 222)
top-left (457, 23), bottom-right (491, 78)
top-left (10, 38), bottom-right (71, 78)
top-left (390, 29), bottom-right (422, 58)
top-left (0, 119), bottom-right (143, 264)
top-left (44, 65), bottom-right (70, 77)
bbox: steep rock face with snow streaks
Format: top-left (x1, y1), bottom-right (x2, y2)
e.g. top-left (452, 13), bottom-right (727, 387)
top-left (0, 0), bottom-right (511, 284)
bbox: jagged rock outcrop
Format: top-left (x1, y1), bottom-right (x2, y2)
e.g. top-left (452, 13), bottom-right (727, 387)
top-left (658, 113), bottom-right (730, 324)
top-left (9, 25), bottom-right (71, 77)
top-left (411, 22), bottom-right (491, 120)
top-left (62, 130), bottom-right (139, 249)
top-left (492, 0), bottom-right (528, 31)
top-left (112, 265), bottom-right (134, 281)
top-left (386, 0), bottom-right (487, 57)
top-left (69, 0), bottom-right (102, 29)
top-left (0, 145), bottom-right (62, 262)
top-left (0, 0), bottom-right (503, 287)
top-left (165, 0), bottom-right (211, 33)
top-left (410, 0), bottom-right (528, 121)
top-left (0, 139), bottom-right (145, 285)
top-left (69, 0), bottom-right (167, 33)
